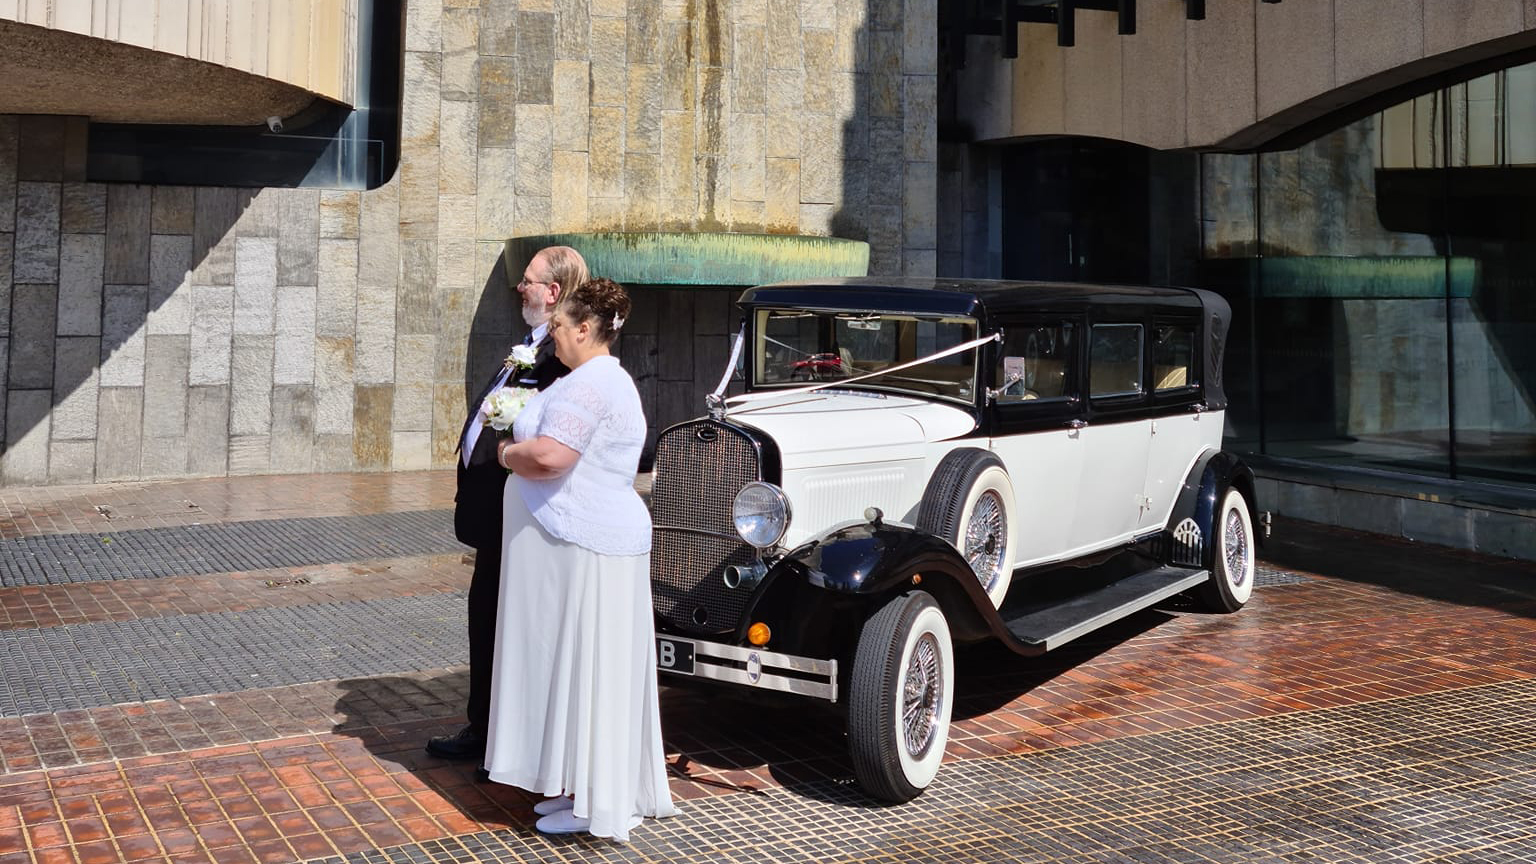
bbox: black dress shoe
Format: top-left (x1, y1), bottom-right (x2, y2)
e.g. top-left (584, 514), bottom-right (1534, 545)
top-left (425, 725), bottom-right (485, 760)
top-left (474, 768), bottom-right (491, 783)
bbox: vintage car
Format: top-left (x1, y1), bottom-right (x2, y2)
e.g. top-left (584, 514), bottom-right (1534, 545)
top-left (647, 278), bottom-right (1264, 802)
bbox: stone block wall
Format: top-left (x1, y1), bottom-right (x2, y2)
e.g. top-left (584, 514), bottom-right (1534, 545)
top-left (0, 0), bottom-right (936, 486)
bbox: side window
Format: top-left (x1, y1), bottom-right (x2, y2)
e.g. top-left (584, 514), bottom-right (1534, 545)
top-left (996, 322), bottom-right (1076, 404)
top-left (1153, 323), bottom-right (1199, 392)
top-left (1089, 324), bottom-right (1144, 399)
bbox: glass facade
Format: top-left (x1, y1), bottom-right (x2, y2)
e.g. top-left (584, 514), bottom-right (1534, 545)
top-left (998, 61), bottom-right (1536, 488)
top-left (87, 0), bottom-right (403, 190)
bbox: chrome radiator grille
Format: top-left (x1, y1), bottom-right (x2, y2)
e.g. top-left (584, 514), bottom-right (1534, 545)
top-left (649, 421), bottom-right (761, 635)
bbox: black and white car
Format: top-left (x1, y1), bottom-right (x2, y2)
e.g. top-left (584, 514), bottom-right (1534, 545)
top-left (648, 278), bottom-right (1263, 802)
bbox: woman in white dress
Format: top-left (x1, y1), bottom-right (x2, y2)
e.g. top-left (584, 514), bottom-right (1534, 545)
top-left (484, 278), bottom-right (676, 841)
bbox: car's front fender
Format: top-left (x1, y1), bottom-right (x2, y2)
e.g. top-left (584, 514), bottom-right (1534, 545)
top-left (733, 520), bottom-right (1004, 653)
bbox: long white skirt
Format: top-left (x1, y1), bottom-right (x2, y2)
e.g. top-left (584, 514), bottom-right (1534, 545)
top-left (483, 478), bottom-right (677, 842)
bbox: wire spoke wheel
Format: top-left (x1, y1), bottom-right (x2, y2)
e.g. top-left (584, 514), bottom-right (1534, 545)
top-left (902, 634), bottom-right (941, 757)
top-left (963, 491), bottom-right (1006, 595)
top-left (1224, 507), bottom-right (1250, 589)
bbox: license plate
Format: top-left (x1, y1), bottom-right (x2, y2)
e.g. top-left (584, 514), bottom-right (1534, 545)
top-left (656, 636), bottom-right (695, 675)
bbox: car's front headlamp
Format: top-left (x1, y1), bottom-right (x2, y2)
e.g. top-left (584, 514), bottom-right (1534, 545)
top-left (732, 482), bottom-right (792, 549)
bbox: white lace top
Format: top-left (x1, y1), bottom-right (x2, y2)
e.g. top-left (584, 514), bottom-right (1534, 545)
top-left (512, 355), bottom-right (651, 555)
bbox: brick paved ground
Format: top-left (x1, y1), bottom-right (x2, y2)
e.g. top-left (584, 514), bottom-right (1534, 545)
top-left (1, 471), bottom-right (1534, 863)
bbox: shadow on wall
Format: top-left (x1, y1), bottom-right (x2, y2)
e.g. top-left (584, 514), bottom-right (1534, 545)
top-left (474, 246), bottom-right (739, 468)
top-left (461, 0), bottom-right (900, 457)
top-left (461, 253), bottom-right (521, 425)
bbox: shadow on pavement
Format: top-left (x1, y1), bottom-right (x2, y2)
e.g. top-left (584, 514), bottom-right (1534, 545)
top-left (1262, 516), bottom-right (1536, 618)
top-left (329, 673), bottom-right (540, 833)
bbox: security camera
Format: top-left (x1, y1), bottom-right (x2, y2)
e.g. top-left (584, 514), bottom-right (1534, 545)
top-left (266, 116), bottom-right (283, 133)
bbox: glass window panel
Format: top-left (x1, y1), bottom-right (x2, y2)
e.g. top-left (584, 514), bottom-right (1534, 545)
top-left (1152, 324), bottom-right (1197, 391)
top-left (1247, 120), bottom-right (1452, 476)
top-left (1506, 65), bottom-right (1536, 165)
top-left (1379, 102), bottom-right (1417, 169)
top-left (753, 309), bottom-right (977, 402)
top-left (997, 322), bottom-right (1076, 403)
top-left (1448, 240), bottom-right (1536, 485)
top-left (1089, 324), bottom-right (1143, 398)
top-left (1466, 73), bottom-right (1499, 167)
top-left (1415, 93), bottom-right (1442, 169)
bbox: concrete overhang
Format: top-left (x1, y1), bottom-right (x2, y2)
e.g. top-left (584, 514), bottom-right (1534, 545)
top-left (952, 2), bottom-right (1536, 153)
top-left (0, 18), bottom-right (327, 125)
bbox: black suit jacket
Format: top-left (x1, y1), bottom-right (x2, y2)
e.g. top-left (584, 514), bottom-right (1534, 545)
top-left (453, 335), bottom-right (569, 548)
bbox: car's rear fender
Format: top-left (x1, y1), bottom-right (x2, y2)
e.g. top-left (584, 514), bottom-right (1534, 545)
top-left (1163, 450), bottom-right (1261, 568)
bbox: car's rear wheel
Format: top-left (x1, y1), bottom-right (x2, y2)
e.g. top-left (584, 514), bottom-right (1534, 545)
top-left (1196, 487), bottom-right (1255, 612)
top-left (847, 591), bottom-right (954, 803)
top-left (916, 449), bottom-right (1016, 607)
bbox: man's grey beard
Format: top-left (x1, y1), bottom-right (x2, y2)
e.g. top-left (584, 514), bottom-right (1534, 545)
top-left (521, 303), bottom-right (549, 329)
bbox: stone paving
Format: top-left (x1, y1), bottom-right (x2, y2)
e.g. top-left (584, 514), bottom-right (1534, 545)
top-left (1, 471), bottom-right (1534, 863)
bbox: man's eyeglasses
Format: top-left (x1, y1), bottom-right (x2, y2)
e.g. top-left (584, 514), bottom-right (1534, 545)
top-left (517, 278), bottom-right (551, 291)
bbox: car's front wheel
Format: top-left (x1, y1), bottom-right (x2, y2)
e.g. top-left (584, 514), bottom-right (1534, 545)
top-left (1196, 487), bottom-right (1255, 612)
top-left (847, 591), bottom-right (954, 803)
top-left (916, 449), bottom-right (1016, 607)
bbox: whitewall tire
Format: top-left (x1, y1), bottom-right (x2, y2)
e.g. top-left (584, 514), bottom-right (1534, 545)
top-left (847, 591), bottom-right (954, 803)
top-left (1197, 487), bottom-right (1255, 613)
top-left (916, 449), bottom-right (1017, 607)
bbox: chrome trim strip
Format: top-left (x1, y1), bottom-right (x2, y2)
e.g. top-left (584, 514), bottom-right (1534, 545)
top-left (691, 663), bottom-right (837, 700)
top-left (659, 639), bottom-right (839, 702)
top-left (695, 641), bottom-right (833, 672)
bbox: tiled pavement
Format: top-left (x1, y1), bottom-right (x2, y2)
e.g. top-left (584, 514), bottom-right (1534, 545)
top-left (1, 473), bottom-right (1534, 863)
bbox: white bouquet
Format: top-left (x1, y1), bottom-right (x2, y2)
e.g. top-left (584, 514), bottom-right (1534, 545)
top-left (481, 386), bottom-right (535, 433)
top-left (505, 343), bottom-right (538, 371)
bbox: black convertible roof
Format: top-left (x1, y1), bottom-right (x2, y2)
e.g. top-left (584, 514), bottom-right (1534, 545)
top-left (740, 277), bottom-right (1235, 411)
top-left (739, 277), bottom-right (1211, 318)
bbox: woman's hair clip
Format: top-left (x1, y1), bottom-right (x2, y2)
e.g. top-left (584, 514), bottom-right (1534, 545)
top-left (612, 314), bottom-right (626, 330)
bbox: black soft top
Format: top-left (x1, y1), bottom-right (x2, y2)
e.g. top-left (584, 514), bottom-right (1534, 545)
top-left (740, 277), bottom-right (1211, 316)
top-left (739, 277), bottom-right (1234, 410)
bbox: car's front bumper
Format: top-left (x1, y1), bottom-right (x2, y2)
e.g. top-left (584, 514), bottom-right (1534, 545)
top-left (655, 634), bottom-right (839, 702)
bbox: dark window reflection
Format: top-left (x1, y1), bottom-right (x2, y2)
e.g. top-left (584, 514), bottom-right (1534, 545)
top-left (995, 67), bottom-right (1536, 486)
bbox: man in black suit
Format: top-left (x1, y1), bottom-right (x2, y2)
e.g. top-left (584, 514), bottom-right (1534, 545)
top-left (428, 246), bottom-right (587, 761)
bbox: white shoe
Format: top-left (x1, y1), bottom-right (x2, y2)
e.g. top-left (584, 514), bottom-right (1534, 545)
top-left (535, 809), bottom-right (590, 835)
top-left (533, 796), bottom-right (574, 816)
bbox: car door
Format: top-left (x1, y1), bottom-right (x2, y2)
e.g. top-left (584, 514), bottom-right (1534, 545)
top-left (1140, 318), bottom-right (1211, 532)
top-left (987, 317), bottom-right (1086, 568)
top-left (1070, 321), bottom-right (1152, 552)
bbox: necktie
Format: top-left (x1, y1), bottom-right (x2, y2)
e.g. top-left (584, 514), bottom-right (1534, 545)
top-left (457, 344), bottom-right (519, 461)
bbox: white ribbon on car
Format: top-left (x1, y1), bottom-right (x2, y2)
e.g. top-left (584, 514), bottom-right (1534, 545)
top-left (723, 331), bottom-right (1001, 407)
top-left (713, 323), bottom-right (747, 400)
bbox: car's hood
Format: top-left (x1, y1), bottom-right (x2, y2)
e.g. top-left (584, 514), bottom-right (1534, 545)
top-left (725, 390), bottom-right (976, 467)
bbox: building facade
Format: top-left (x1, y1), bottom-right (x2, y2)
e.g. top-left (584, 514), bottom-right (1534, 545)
top-left (4, 0), bottom-right (1534, 558)
top-left (0, 0), bottom-right (937, 482)
top-left (944, 0), bottom-right (1536, 557)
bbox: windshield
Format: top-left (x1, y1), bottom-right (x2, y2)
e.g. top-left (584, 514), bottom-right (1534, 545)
top-left (752, 308), bottom-right (978, 402)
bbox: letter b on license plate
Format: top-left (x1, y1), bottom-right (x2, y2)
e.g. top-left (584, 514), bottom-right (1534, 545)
top-left (656, 636), bottom-right (695, 675)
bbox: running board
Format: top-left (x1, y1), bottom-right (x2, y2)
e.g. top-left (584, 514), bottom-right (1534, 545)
top-left (1002, 566), bottom-right (1209, 655)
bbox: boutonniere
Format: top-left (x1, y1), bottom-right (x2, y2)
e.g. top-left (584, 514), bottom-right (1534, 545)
top-left (504, 343), bottom-right (537, 371)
